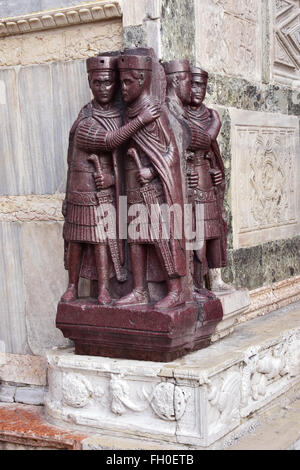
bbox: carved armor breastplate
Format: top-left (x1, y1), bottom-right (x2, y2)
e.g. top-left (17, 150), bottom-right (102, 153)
top-left (194, 152), bottom-right (214, 191)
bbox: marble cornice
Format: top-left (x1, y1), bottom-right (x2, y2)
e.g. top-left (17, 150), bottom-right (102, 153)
top-left (0, 1), bottom-right (122, 37)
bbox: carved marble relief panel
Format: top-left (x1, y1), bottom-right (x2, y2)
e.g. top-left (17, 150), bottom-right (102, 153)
top-left (240, 331), bottom-right (300, 417)
top-left (195, 0), bottom-right (262, 80)
top-left (230, 109), bottom-right (300, 249)
top-left (272, 0), bottom-right (300, 86)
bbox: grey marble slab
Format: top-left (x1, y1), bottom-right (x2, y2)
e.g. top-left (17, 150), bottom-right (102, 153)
top-left (21, 221), bottom-right (71, 355)
top-left (0, 60), bottom-right (90, 196)
top-left (50, 59), bottom-right (91, 193)
top-left (0, 68), bottom-right (23, 195)
top-left (0, 222), bottom-right (29, 354)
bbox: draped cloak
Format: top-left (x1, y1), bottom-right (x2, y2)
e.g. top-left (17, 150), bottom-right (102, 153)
top-left (125, 98), bottom-right (187, 278)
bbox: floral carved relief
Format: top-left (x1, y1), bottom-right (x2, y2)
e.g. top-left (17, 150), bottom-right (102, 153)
top-left (231, 109), bottom-right (299, 249)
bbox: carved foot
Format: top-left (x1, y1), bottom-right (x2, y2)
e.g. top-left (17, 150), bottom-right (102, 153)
top-left (97, 287), bottom-right (112, 306)
top-left (61, 284), bottom-right (78, 302)
top-left (209, 268), bottom-right (234, 293)
top-left (193, 287), bottom-right (216, 302)
top-left (154, 290), bottom-right (185, 310)
top-left (211, 280), bottom-right (234, 292)
top-left (114, 289), bottom-right (149, 306)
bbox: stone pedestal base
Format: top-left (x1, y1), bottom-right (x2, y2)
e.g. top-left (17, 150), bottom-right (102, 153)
top-left (46, 302), bottom-right (300, 449)
top-left (56, 297), bottom-right (223, 362)
top-left (212, 288), bottom-right (251, 341)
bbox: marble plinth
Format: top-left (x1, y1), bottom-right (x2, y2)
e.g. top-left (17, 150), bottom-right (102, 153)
top-left (212, 288), bottom-right (250, 341)
top-left (46, 302), bottom-right (300, 448)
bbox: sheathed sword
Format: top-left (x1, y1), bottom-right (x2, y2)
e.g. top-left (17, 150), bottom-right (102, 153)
top-left (88, 154), bottom-right (127, 282)
top-left (128, 148), bottom-right (177, 279)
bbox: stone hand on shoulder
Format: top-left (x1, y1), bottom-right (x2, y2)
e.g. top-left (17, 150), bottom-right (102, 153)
top-left (139, 100), bottom-right (161, 125)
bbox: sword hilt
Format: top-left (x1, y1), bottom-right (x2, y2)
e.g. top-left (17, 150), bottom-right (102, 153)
top-left (127, 147), bottom-right (153, 189)
top-left (127, 148), bottom-right (143, 171)
top-left (88, 154), bottom-right (103, 176)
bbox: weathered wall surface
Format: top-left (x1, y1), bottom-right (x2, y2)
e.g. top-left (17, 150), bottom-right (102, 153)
top-left (198, 0), bottom-right (300, 290)
top-left (122, 0), bottom-right (300, 313)
top-left (123, 0), bottom-right (300, 293)
top-left (195, 0), bottom-right (262, 82)
top-left (0, 1), bottom-right (123, 357)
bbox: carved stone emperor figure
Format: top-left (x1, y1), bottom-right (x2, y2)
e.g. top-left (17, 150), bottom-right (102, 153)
top-left (185, 66), bottom-right (229, 295)
top-left (61, 55), bottom-right (160, 305)
top-left (57, 50), bottom-right (224, 362)
top-left (114, 53), bottom-right (187, 309)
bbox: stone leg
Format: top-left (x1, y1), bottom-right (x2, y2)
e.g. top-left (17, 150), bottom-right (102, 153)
top-left (114, 244), bottom-right (149, 305)
top-left (193, 241), bottom-right (215, 300)
top-left (94, 244), bottom-right (112, 305)
top-left (209, 268), bottom-right (234, 293)
top-left (61, 242), bottom-right (83, 302)
top-left (154, 276), bottom-right (185, 309)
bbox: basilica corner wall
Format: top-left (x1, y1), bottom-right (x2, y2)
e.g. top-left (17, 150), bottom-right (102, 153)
top-left (0, 0), bottom-right (299, 397)
top-left (193, 0), bottom-right (300, 314)
top-left (0, 1), bottom-right (123, 393)
top-left (123, 0), bottom-right (300, 318)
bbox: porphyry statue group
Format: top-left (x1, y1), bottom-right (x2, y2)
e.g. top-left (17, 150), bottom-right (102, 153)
top-left (61, 48), bottom-right (231, 311)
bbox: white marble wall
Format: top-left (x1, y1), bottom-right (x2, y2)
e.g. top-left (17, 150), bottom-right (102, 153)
top-left (0, 221), bottom-right (70, 355)
top-left (194, 0), bottom-right (262, 80)
top-left (0, 61), bottom-right (91, 195)
top-left (0, 0), bottom-right (299, 363)
top-left (0, 3), bottom-right (123, 356)
top-left (0, 223), bottom-right (28, 354)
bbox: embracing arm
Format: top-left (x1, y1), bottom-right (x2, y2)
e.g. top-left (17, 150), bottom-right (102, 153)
top-left (76, 104), bottom-right (161, 152)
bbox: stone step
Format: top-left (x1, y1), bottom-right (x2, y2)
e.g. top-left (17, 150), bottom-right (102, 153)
top-left (1, 396), bottom-right (299, 451)
top-left (228, 394), bottom-right (300, 450)
top-left (0, 403), bottom-right (89, 450)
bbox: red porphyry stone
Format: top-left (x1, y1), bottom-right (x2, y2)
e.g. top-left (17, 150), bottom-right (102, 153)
top-left (0, 404), bottom-right (89, 450)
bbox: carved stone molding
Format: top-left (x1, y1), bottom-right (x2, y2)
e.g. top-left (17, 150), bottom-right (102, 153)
top-left (206, 369), bottom-right (241, 432)
top-left (145, 382), bottom-right (190, 421)
top-left (110, 374), bottom-right (149, 415)
top-left (243, 275), bottom-right (300, 322)
top-left (0, 1), bottom-right (122, 38)
top-left (240, 334), bottom-right (298, 417)
top-left (0, 194), bottom-right (65, 222)
top-left (62, 373), bottom-right (94, 408)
